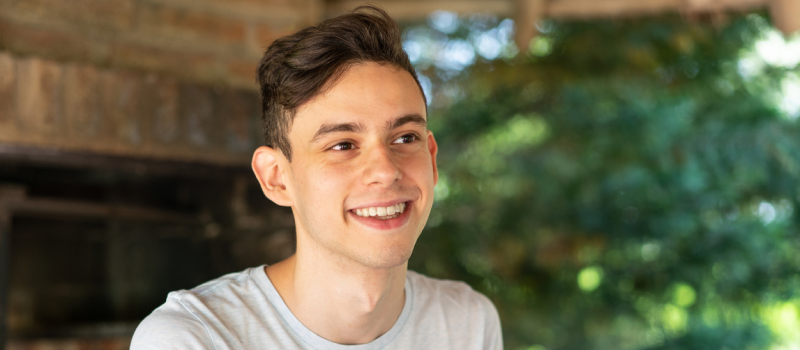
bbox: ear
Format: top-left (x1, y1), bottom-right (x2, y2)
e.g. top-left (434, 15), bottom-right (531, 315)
top-left (252, 146), bottom-right (293, 207)
top-left (426, 130), bottom-right (439, 186)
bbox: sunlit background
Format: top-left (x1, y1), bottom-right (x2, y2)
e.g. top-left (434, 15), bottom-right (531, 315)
top-left (405, 10), bottom-right (800, 350)
top-left (1, 0), bottom-right (799, 349)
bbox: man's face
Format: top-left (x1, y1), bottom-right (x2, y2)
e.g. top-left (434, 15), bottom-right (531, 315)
top-left (283, 62), bottom-right (437, 269)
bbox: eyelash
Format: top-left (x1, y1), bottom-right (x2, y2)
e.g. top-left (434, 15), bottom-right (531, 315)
top-left (329, 133), bottom-right (419, 151)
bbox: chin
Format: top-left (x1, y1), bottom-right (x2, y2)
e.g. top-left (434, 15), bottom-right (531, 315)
top-left (352, 244), bottom-right (414, 269)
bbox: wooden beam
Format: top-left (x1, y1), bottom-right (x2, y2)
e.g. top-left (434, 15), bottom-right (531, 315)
top-left (0, 185), bottom-right (197, 225)
top-left (548, 0), bottom-right (680, 18)
top-left (326, 0), bottom-right (514, 20)
top-left (547, 0), bottom-right (767, 18)
top-left (327, 0), bottom-right (771, 21)
top-left (9, 198), bottom-right (198, 223)
top-left (770, 0), bottom-right (800, 34)
top-left (684, 0), bottom-right (766, 12)
top-left (516, 0), bottom-right (547, 52)
top-left (0, 144), bottom-right (250, 179)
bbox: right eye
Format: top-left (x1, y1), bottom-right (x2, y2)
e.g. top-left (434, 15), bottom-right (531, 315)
top-left (331, 142), bottom-right (355, 151)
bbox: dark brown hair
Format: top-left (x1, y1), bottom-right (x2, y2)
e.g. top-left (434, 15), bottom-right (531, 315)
top-left (256, 5), bottom-right (425, 161)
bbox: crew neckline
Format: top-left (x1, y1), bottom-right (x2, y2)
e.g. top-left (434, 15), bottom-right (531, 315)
top-left (249, 265), bottom-right (414, 350)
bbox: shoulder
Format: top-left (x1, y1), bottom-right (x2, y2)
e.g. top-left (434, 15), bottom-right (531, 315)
top-left (130, 268), bottom-right (260, 350)
top-left (131, 290), bottom-right (215, 349)
top-left (408, 270), bottom-right (497, 315)
top-left (406, 271), bottom-right (503, 349)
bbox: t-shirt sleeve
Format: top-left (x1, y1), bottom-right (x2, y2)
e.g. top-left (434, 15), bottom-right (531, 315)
top-left (130, 296), bottom-right (215, 350)
top-left (476, 292), bottom-right (503, 350)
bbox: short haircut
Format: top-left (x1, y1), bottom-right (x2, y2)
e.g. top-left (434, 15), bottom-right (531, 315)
top-left (256, 5), bottom-right (425, 161)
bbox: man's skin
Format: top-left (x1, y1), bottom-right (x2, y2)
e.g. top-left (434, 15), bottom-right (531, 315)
top-left (251, 62), bottom-right (438, 345)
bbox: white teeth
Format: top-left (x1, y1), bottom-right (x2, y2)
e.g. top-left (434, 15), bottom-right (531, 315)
top-left (354, 202), bottom-right (407, 218)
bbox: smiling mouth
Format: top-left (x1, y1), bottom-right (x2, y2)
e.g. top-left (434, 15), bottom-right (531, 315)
top-left (352, 202), bottom-right (408, 220)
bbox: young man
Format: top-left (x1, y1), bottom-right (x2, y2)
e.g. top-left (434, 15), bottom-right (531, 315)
top-left (131, 6), bottom-right (502, 349)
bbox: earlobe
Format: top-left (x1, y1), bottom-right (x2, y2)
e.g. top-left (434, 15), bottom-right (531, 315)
top-left (427, 131), bottom-right (439, 186)
top-left (252, 146), bottom-right (293, 207)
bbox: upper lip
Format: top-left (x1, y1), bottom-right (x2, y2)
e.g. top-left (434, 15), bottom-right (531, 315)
top-left (349, 199), bottom-right (413, 211)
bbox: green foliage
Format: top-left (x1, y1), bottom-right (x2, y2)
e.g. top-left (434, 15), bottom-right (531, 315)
top-left (406, 12), bottom-right (800, 350)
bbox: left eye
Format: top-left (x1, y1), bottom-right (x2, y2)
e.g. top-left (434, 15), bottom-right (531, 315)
top-left (393, 134), bottom-right (417, 144)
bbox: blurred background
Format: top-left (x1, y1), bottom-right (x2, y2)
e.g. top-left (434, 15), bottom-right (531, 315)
top-left (1, 0), bottom-right (799, 349)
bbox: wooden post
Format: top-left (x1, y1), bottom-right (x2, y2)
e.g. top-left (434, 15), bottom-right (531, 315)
top-left (0, 211), bottom-right (8, 350)
top-left (771, 0), bottom-right (800, 35)
top-left (0, 186), bottom-right (25, 350)
top-left (516, 0), bottom-right (547, 54)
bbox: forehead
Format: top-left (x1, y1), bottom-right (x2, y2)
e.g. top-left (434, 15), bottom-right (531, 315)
top-left (290, 62), bottom-right (427, 136)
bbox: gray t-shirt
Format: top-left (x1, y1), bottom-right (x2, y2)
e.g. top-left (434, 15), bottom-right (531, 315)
top-left (131, 266), bottom-right (502, 350)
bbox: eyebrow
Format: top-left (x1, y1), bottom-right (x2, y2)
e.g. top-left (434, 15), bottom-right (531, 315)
top-left (387, 113), bottom-right (427, 130)
top-left (310, 113), bottom-right (427, 144)
top-left (310, 122), bottom-right (365, 143)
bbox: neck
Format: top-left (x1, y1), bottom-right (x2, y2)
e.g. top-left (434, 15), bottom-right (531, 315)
top-left (266, 231), bottom-right (407, 344)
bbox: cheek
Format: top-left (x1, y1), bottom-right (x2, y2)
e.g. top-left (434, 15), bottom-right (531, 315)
top-left (298, 163), bottom-right (351, 211)
top-left (403, 152), bottom-right (435, 188)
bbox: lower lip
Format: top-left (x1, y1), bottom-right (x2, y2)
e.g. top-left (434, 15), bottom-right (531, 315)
top-left (349, 202), bottom-right (412, 230)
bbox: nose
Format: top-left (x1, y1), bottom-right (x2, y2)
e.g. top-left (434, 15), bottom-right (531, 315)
top-left (362, 142), bottom-right (402, 187)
